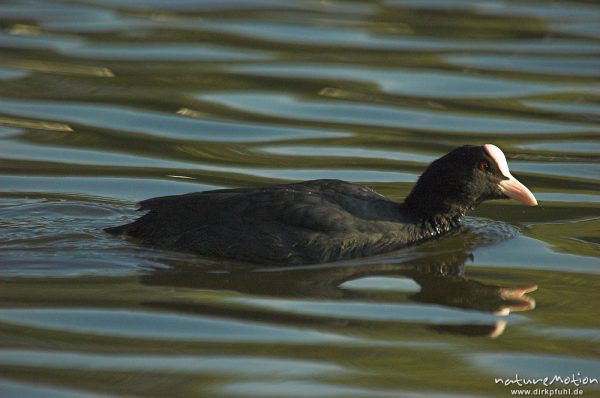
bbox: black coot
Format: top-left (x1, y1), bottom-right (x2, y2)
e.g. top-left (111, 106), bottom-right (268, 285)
top-left (106, 144), bottom-right (537, 265)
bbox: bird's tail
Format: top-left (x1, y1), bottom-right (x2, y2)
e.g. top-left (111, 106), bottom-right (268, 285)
top-left (104, 224), bottom-right (131, 235)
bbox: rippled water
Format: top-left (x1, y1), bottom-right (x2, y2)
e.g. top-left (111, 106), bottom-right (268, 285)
top-left (1, 0), bottom-right (599, 397)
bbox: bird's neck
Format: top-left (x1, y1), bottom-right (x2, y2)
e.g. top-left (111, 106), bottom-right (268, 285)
top-left (403, 196), bottom-right (468, 236)
top-left (422, 211), bottom-right (465, 235)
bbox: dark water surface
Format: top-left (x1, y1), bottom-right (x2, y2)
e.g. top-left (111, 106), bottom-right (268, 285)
top-left (1, 1), bottom-right (599, 397)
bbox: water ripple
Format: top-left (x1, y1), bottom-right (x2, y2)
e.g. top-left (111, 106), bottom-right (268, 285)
top-left (0, 0), bottom-right (598, 396)
top-left (0, 97), bottom-right (348, 141)
top-left (447, 54), bottom-right (600, 77)
top-left (0, 308), bottom-right (355, 343)
top-left (199, 92), bottom-right (596, 133)
top-left (232, 63), bottom-right (587, 98)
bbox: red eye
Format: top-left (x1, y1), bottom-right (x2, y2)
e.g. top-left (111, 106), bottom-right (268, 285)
top-left (479, 162), bottom-right (489, 171)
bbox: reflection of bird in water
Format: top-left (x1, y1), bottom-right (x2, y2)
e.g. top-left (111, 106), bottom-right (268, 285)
top-left (141, 218), bottom-right (537, 338)
top-left (107, 144), bottom-right (536, 265)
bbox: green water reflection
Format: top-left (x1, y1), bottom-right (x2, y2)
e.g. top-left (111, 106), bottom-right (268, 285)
top-left (0, 0), bottom-right (598, 397)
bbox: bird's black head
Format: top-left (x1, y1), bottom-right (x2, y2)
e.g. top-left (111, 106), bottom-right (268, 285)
top-left (404, 144), bottom-right (537, 224)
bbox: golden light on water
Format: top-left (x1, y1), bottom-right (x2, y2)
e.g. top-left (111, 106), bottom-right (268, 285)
top-left (0, 116), bottom-right (73, 132)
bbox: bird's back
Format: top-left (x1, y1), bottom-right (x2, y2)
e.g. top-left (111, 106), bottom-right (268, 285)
top-left (106, 179), bottom-right (415, 264)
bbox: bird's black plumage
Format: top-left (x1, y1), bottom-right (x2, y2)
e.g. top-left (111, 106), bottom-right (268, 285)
top-left (105, 145), bottom-right (536, 265)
